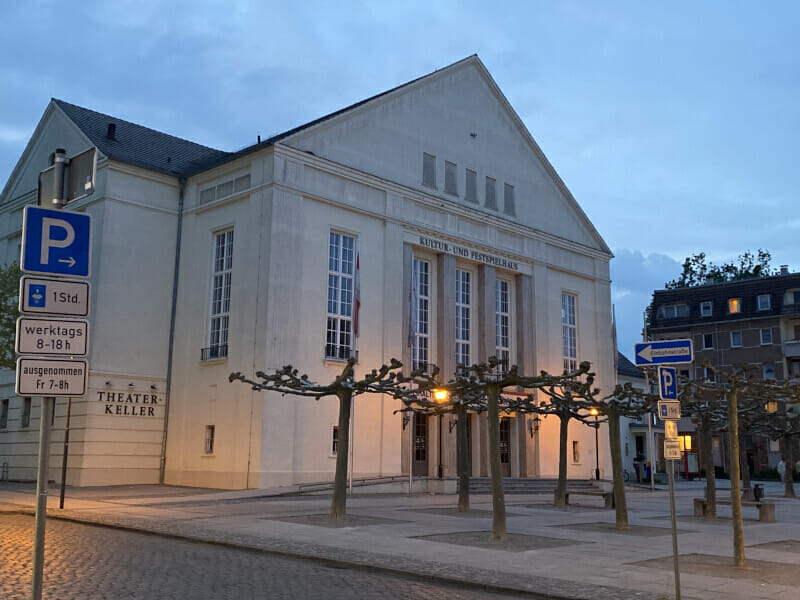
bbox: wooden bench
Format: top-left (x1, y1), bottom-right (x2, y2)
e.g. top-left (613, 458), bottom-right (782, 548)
top-left (693, 498), bottom-right (775, 522)
top-left (564, 490), bottom-right (614, 509)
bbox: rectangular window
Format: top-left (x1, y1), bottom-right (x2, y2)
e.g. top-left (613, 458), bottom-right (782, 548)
top-left (704, 367), bottom-right (715, 382)
top-left (760, 328), bottom-right (772, 345)
top-left (794, 291), bottom-right (800, 305)
top-left (207, 230), bottom-right (233, 360)
top-left (331, 425), bottom-right (339, 457)
top-left (0, 400), bottom-right (8, 429)
top-left (326, 232), bottom-right (356, 360)
top-left (465, 169), bottom-right (477, 203)
top-left (21, 397), bottom-right (31, 429)
top-left (422, 153), bottom-right (436, 188)
top-left (503, 183), bottom-right (516, 216)
top-left (702, 333), bottom-right (713, 350)
top-left (700, 301), bottom-right (713, 317)
top-left (757, 294), bottom-right (771, 311)
top-left (562, 293), bottom-right (577, 372)
top-left (485, 177), bottom-right (497, 210)
top-left (763, 365), bottom-right (776, 380)
top-left (730, 331), bottom-right (742, 348)
top-left (728, 298), bottom-right (742, 314)
top-left (412, 258), bottom-right (430, 372)
top-left (495, 280), bottom-right (510, 373)
top-left (658, 303), bottom-right (689, 319)
top-left (455, 269), bottom-right (471, 367)
top-left (204, 425), bottom-right (215, 454)
top-left (572, 440), bottom-right (580, 463)
top-left (444, 161), bottom-right (457, 195)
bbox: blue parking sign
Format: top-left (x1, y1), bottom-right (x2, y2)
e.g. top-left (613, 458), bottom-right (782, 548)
top-left (659, 367), bottom-right (678, 401)
top-left (21, 206), bottom-right (91, 278)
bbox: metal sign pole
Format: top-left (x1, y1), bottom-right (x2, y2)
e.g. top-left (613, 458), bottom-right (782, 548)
top-left (59, 398), bottom-right (72, 509)
top-left (668, 458), bottom-right (682, 600)
top-left (31, 398), bottom-right (54, 600)
top-left (409, 412), bottom-right (414, 495)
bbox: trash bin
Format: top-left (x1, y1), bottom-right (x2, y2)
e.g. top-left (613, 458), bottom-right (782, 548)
top-left (645, 464), bottom-right (652, 480)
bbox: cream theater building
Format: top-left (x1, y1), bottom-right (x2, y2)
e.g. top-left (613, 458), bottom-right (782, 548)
top-left (0, 56), bottom-right (614, 489)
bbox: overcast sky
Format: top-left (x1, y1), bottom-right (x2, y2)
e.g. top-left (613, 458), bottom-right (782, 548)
top-left (2, 1), bottom-right (798, 359)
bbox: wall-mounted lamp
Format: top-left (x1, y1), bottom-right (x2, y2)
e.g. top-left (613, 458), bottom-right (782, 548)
top-left (529, 414), bottom-right (541, 438)
top-left (765, 400), bottom-right (779, 414)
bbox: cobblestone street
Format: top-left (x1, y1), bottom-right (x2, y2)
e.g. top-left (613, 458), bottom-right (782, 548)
top-left (1, 514), bottom-right (519, 600)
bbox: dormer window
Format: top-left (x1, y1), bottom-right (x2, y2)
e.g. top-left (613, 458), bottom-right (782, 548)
top-left (728, 298), bottom-right (742, 314)
top-left (757, 294), bottom-right (771, 311)
top-left (657, 303), bottom-right (689, 319)
top-left (700, 301), bottom-right (713, 317)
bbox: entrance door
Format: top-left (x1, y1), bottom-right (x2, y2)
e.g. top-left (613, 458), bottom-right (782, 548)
top-left (413, 415), bottom-right (429, 476)
top-left (500, 417), bottom-right (511, 477)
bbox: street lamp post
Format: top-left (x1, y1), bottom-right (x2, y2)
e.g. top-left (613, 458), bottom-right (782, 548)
top-left (590, 408), bottom-right (600, 481)
top-left (434, 389), bottom-right (448, 479)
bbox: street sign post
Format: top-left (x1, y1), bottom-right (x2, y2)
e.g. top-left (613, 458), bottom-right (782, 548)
top-left (21, 206), bottom-right (92, 278)
top-left (15, 317), bottom-right (89, 356)
top-left (659, 366), bottom-right (678, 400)
top-left (664, 420), bottom-right (678, 440)
top-left (20, 276), bottom-right (90, 317)
top-left (634, 339), bottom-right (693, 366)
top-left (658, 400), bottom-right (681, 420)
top-left (664, 440), bottom-right (682, 460)
top-left (15, 357), bottom-right (88, 397)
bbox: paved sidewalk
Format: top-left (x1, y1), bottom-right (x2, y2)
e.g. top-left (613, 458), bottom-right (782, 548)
top-left (1, 480), bottom-right (799, 600)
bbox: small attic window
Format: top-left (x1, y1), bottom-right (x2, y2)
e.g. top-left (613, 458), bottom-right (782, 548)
top-left (444, 161), bottom-right (458, 195)
top-left (503, 183), bottom-right (516, 216)
top-left (485, 177), bottom-right (497, 210)
top-left (422, 153), bottom-right (436, 188)
top-left (106, 123), bottom-right (116, 140)
top-left (465, 169), bottom-right (477, 203)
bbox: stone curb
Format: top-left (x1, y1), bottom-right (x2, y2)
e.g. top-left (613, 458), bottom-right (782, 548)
top-left (1, 505), bottom-right (664, 600)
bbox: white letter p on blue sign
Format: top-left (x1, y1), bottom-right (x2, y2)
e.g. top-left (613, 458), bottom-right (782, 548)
top-left (659, 367), bottom-right (678, 401)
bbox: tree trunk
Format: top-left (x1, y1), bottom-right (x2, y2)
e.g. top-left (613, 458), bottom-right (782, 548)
top-left (553, 411), bottom-right (570, 507)
top-left (783, 434), bottom-right (796, 499)
top-left (739, 429), bottom-right (753, 501)
top-left (700, 416), bottom-right (716, 519)
top-left (486, 386), bottom-right (507, 540)
top-left (727, 388), bottom-right (745, 567)
top-left (330, 390), bottom-right (352, 520)
top-left (608, 408), bottom-right (629, 530)
top-left (456, 402), bottom-right (470, 512)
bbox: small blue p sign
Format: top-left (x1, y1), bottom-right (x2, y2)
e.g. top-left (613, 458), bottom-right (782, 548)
top-left (659, 367), bottom-right (678, 400)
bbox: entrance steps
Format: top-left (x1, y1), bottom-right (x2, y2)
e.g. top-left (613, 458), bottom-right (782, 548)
top-left (464, 477), bottom-right (599, 495)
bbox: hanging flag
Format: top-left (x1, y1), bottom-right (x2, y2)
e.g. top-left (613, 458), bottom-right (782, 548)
top-left (353, 249), bottom-right (361, 337)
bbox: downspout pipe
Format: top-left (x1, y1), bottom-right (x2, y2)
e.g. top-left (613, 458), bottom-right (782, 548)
top-left (159, 176), bottom-right (186, 483)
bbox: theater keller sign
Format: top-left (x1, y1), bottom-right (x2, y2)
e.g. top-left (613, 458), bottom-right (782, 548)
top-left (97, 390), bottom-right (161, 417)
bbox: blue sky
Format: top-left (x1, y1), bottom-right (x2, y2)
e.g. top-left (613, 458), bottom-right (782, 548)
top-left (2, 1), bottom-right (798, 359)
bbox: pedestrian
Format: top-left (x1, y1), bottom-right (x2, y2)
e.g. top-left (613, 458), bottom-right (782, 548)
top-left (777, 459), bottom-right (786, 481)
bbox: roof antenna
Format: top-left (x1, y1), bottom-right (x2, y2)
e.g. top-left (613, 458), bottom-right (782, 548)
top-left (107, 123), bottom-right (116, 140)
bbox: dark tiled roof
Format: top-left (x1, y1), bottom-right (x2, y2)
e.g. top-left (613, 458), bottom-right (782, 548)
top-left (618, 352), bottom-right (644, 379)
top-left (54, 99), bottom-right (229, 177)
top-left (649, 272), bottom-right (800, 331)
top-left (53, 57), bottom-right (477, 178)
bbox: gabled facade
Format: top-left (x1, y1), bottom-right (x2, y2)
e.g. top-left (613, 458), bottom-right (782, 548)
top-left (0, 56), bottom-right (615, 488)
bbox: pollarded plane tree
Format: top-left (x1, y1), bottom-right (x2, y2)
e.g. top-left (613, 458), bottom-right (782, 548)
top-left (588, 381), bottom-right (660, 530)
top-left (230, 357), bottom-right (423, 520)
top-left (396, 368), bottom-right (489, 514)
top-left (751, 409), bottom-right (800, 498)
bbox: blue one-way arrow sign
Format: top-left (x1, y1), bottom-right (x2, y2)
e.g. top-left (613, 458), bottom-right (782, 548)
top-left (21, 206), bottom-right (91, 278)
top-left (634, 339), bottom-right (693, 366)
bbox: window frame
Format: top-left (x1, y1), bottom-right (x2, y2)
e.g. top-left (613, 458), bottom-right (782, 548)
top-left (207, 229), bottom-right (234, 360)
top-left (465, 169), bottom-right (477, 203)
top-left (485, 176), bottom-right (497, 210)
top-left (760, 328), bottom-right (773, 345)
top-left (730, 330), bottom-right (742, 348)
top-left (503, 183), bottom-right (516, 216)
top-left (700, 301), bottom-right (713, 318)
top-left (326, 231), bottom-right (357, 361)
top-left (728, 297), bottom-right (742, 314)
top-left (21, 397), bottom-right (32, 429)
top-left (763, 365), bottom-right (776, 380)
top-left (412, 257), bottom-right (431, 372)
top-left (0, 399), bottom-right (8, 429)
top-left (562, 292), bottom-right (578, 372)
top-left (422, 153), bottom-right (436, 188)
top-left (572, 440), bottom-right (580, 464)
top-left (444, 161), bottom-right (458, 195)
top-left (757, 294), bottom-right (771, 311)
top-left (702, 333), bottom-right (713, 350)
top-left (204, 425), bottom-right (215, 455)
top-left (495, 279), bottom-right (511, 373)
top-left (330, 425), bottom-right (339, 457)
top-left (455, 268), bottom-right (472, 367)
